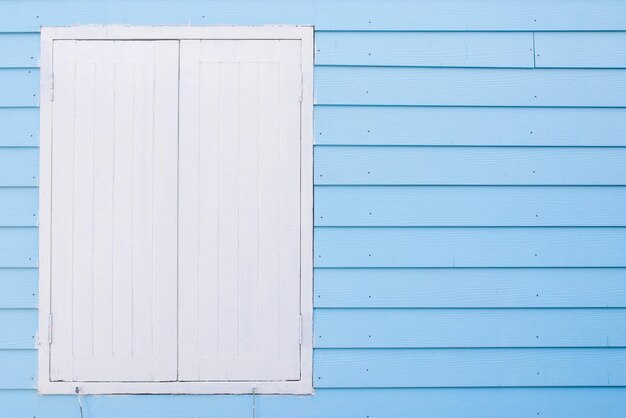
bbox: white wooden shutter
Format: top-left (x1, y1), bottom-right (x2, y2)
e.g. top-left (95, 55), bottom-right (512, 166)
top-left (49, 40), bottom-right (179, 382)
top-left (178, 40), bottom-right (303, 381)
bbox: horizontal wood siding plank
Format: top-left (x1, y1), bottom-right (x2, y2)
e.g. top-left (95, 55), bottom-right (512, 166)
top-left (0, 309), bottom-right (35, 349)
top-left (0, 108), bottom-right (39, 147)
top-left (3, 0), bottom-right (626, 31)
top-left (314, 348), bottom-right (626, 387)
top-left (315, 268), bottom-right (626, 308)
top-left (315, 147), bottom-right (626, 185)
top-left (0, 188), bottom-right (37, 226)
top-left (315, 308), bottom-right (626, 348)
top-left (5, 388), bottom-right (626, 418)
top-left (0, 228), bottom-right (37, 267)
top-left (10, 307), bottom-right (624, 350)
top-left (314, 106), bottom-right (626, 146)
top-left (0, 269), bottom-right (37, 308)
top-left (315, 32), bottom-right (534, 68)
top-left (315, 228), bottom-right (626, 267)
top-left (0, 350), bottom-right (34, 389)
top-left (0, 33), bottom-right (38, 67)
top-left (315, 67), bottom-right (626, 107)
top-left (261, 388), bottom-right (626, 418)
top-left (0, 69), bottom-right (38, 107)
top-left (315, 186), bottom-right (626, 226)
top-left (0, 148), bottom-right (38, 186)
top-left (9, 31), bottom-right (534, 69)
top-left (535, 32), bottom-right (626, 68)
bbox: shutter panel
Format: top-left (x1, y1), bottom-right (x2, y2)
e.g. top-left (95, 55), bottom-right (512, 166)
top-left (49, 40), bottom-right (179, 382)
top-left (178, 40), bottom-right (303, 381)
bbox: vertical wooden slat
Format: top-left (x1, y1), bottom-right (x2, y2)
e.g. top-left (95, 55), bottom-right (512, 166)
top-left (257, 61), bottom-right (281, 360)
top-left (71, 54), bottom-right (96, 360)
top-left (177, 40), bottom-right (201, 379)
top-left (150, 41), bottom-right (179, 381)
top-left (238, 62), bottom-right (260, 359)
top-left (217, 61), bottom-right (241, 361)
top-left (131, 60), bottom-right (155, 360)
top-left (111, 60), bottom-right (135, 362)
top-left (276, 40), bottom-right (302, 378)
top-left (50, 40), bottom-right (76, 381)
top-left (197, 61), bottom-right (220, 361)
top-left (91, 46), bottom-right (115, 363)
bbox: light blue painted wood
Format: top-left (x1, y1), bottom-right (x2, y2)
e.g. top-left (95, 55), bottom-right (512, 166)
top-left (315, 227), bottom-right (626, 267)
top-left (3, 0), bottom-right (626, 31)
top-left (315, 32), bottom-right (534, 68)
top-left (0, 0), bottom-right (624, 414)
top-left (0, 69), bottom-right (38, 107)
top-left (0, 148), bottom-right (38, 186)
top-left (0, 188), bottom-right (37, 226)
top-left (315, 67), bottom-right (626, 106)
top-left (0, 33), bottom-right (38, 68)
top-left (0, 108), bottom-right (39, 146)
top-left (314, 106), bottom-right (626, 146)
top-left (315, 308), bottom-right (626, 348)
top-left (315, 186), bottom-right (626, 226)
top-left (6, 388), bottom-right (626, 418)
top-left (9, 307), bottom-right (625, 350)
top-left (315, 268), bottom-right (626, 308)
top-left (0, 269), bottom-right (37, 308)
top-left (535, 32), bottom-right (626, 69)
top-left (314, 348), bottom-right (626, 387)
top-left (0, 350), bottom-right (34, 389)
top-left (0, 228), bottom-right (37, 267)
top-left (8, 31), bottom-right (534, 69)
top-left (0, 309), bottom-right (35, 349)
top-left (261, 388), bottom-right (626, 418)
top-left (315, 146), bottom-right (626, 185)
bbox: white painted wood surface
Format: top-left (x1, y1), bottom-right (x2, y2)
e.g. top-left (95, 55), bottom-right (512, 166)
top-left (48, 40), bottom-right (179, 382)
top-left (178, 39), bottom-right (303, 382)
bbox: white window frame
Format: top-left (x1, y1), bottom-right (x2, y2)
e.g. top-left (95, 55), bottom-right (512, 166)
top-left (38, 25), bottom-right (314, 395)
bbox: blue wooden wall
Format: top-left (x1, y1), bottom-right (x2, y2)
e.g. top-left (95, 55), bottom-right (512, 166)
top-left (2, 0), bottom-right (626, 416)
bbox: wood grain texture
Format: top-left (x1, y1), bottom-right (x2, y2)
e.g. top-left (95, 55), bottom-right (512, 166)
top-left (0, 0), bottom-right (624, 412)
top-left (315, 186), bottom-right (626, 226)
top-left (315, 146), bottom-right (626, 185)
top-left (315, 227), bottom-right (626, 267)
top-left (0, 108), bottom-right (38, 147)
top-left (0, 188), bottom-right (37, 226)
top-left (314, 348), bottom-right (626, 387)
top-left (314, 268), bottom-right (626, 308)
top-left (5, 388), bottom-right (626, 418)
top-left (0, 350), bottom-right (34, 389)
top-left (0, 228), bottom-right (36, 267)
top-left (315, 308), bottom-right (626, 348)
top-left (0, 69), bottom-right (38, 106)
top-left (0, 33), bottom-right (38, 67)
top-left (0, 148), bottom-right (37, 186)
top-left (315, 67), bottom-right (626, 106)
top-left (314, 106), bottom-right (626, 146)
top-left (315, 32), bottom-right (534, 68)
top-left (535, 32), bottom-right (626, 68)
top-left (3, 0), bottom-right (626, 31)
top-left (0, 269), bottom-right (36, 308)
top-left (0, 309), bottom-right (36, 349)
